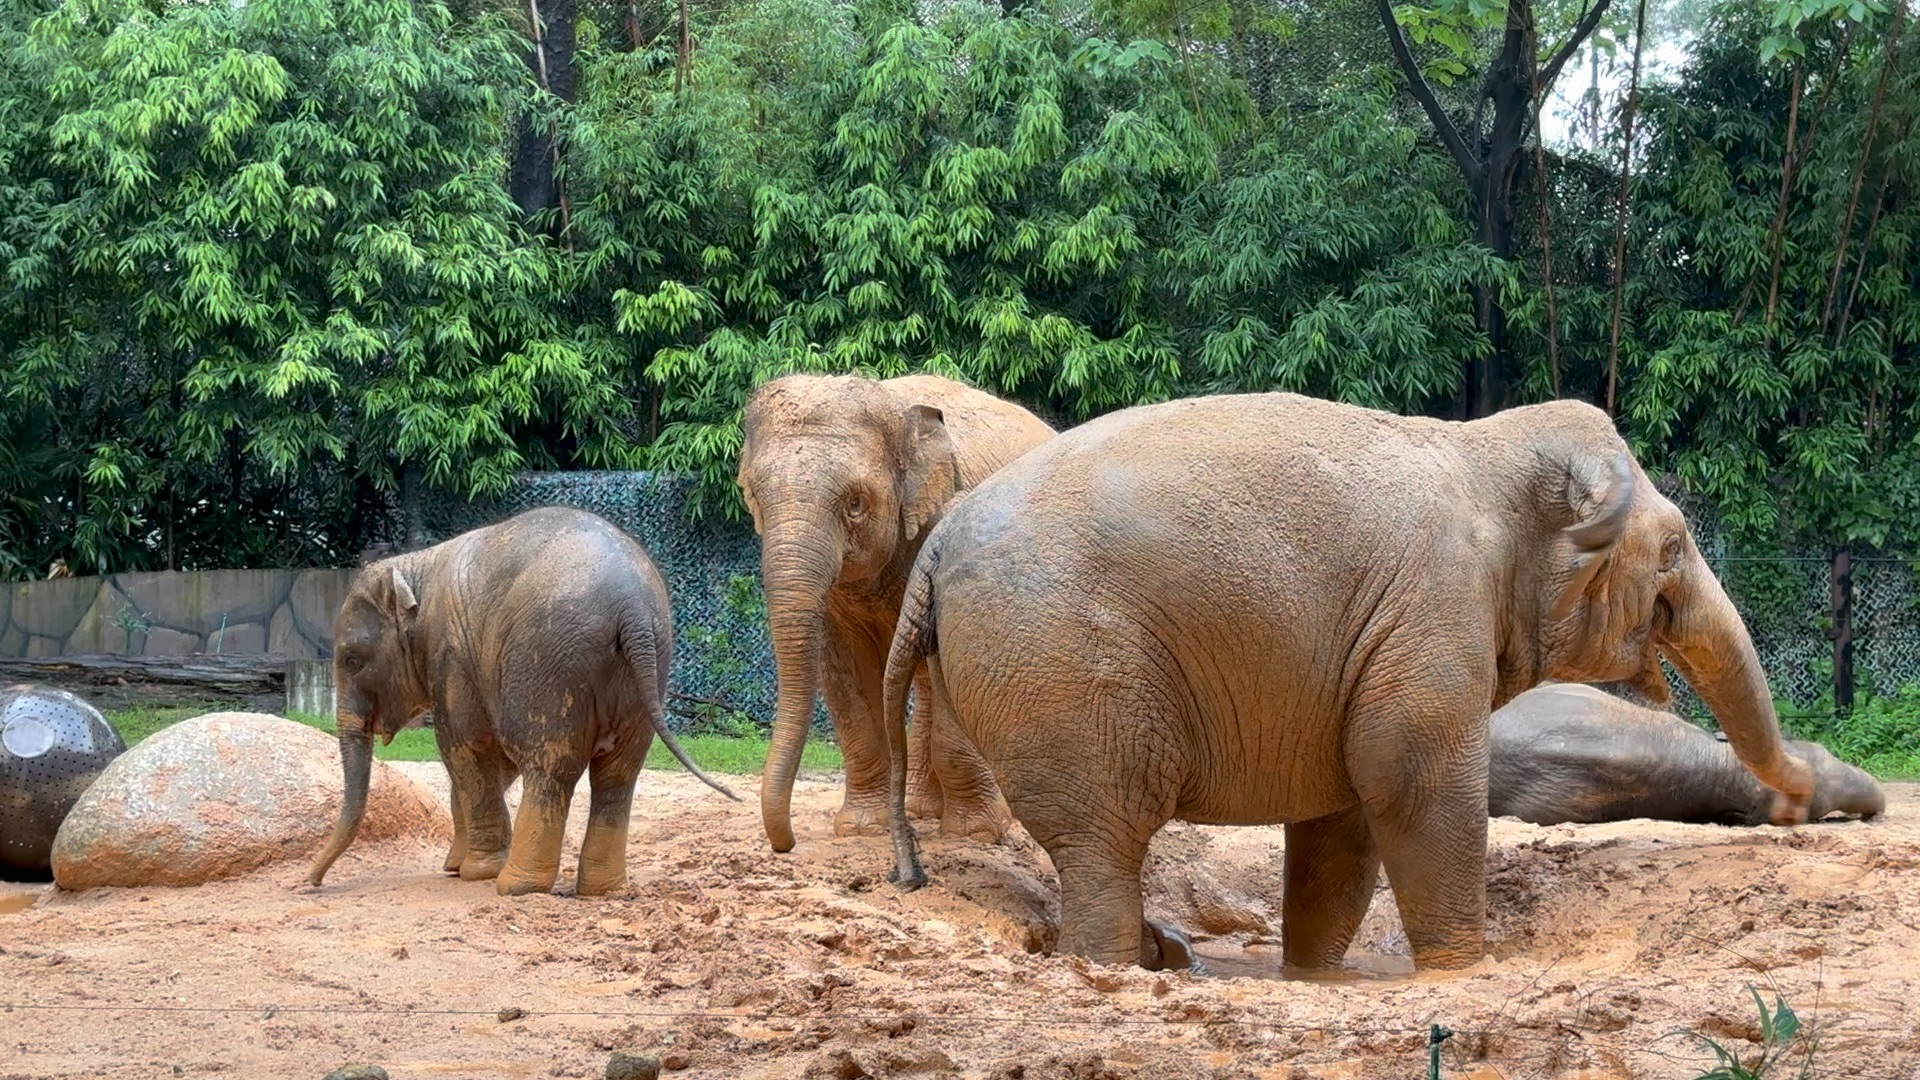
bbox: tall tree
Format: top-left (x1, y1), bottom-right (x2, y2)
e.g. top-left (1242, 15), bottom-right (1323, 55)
top-left (511, 0), bottom-right (578, 230)
top-left (1377, 0), bottom-right (1613, 416)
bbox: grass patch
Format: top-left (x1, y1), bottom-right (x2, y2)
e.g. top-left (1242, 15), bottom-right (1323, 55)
top-left (103, 704), bottom-right (843, 775)
top-left (284, 712), bottom-right (442, 761)
top-left (104, 704), bottom-right (214, 746)
top-left (646, 733), bottom-right (843, 776)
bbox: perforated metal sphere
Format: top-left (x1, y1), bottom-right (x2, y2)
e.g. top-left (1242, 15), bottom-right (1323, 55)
top-left (0, 684), bottom-right (126, 879)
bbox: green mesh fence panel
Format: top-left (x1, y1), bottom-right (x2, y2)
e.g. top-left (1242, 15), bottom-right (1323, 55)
top-left (1661, 479), bottom-right (1920, 732)
top-left (418, 472), bottom-right (802, 735)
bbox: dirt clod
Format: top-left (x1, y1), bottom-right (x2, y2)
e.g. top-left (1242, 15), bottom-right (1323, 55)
top-left (320, 1067), bottom-right (389, 1080)
top-left (602, 1051), bottom-right (661, 1080)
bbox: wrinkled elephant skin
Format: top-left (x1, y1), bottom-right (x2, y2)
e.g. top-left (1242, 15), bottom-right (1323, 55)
top-left (1490, 682), bottom-right (1884, 827)
top-left (738, 373), bottom-right (1055, 853)
top-left (305, 506), bottom-right (737, 897)
top-left (881, 393), bottom-right (1814, 973)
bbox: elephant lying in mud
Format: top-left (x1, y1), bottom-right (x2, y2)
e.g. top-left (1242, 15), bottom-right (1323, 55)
top-left (737, 373), bottom-right (1055, 854)
top-left (1490, 682), bottom-right (1885, 827)
top-left (306, 506), bottom-right (739, 896)
top-left (880, 392), bottom-right (1813, 973)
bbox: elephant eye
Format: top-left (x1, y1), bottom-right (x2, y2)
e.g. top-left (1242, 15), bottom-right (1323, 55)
top-left (1659, 535), bottom-right (1683, 571)
top-left (844, 492), bottom-right (869, 521)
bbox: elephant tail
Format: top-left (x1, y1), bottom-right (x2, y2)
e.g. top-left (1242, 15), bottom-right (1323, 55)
top-left (628, 625), bottom-right (742, 803)
top-left (882, 543), bottom-right (939, 892)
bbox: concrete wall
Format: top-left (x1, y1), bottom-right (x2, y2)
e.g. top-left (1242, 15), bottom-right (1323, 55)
top-left (0, 569), bottom-right (355, 659)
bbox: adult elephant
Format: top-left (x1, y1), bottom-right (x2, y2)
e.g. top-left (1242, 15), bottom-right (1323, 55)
top-left (880, 392), bottom-right (1814, 972)
top-left (738, 373), bottom-right (1056, 853)
top-left (1490, 682), bottom-right (1884, 826)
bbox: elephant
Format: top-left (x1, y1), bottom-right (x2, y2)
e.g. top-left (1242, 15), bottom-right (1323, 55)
top-left (305, 506), bottom-right (739, 896)
top-left (1490, 682), bottom-right (1884, 826)
top-left (738, 372), bottom-right (1056, 854)
top-left (878, 392), bottom-right (1814, 973)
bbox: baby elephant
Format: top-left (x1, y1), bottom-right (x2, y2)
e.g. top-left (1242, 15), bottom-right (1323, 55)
top-left (307, 506), bottom-right (739, 896)
top-left (1490, 683), bottom-right (1885, 827)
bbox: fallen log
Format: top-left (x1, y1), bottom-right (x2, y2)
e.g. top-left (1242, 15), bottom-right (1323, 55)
top-left (0, 652), bottom-right (291, 700)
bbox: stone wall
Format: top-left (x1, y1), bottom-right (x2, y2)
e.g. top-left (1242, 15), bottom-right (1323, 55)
top-left (0, 569), bottom-right (354, 660)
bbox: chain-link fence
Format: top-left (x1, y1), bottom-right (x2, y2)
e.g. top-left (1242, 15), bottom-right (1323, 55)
top-left (419, 472), bottom-right (782, 731)
top-left (1661, 480), bottom-right (1920, 740)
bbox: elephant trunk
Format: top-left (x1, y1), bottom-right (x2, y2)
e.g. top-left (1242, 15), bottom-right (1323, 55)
top-left (1664, 558), bottom-right (1814, 824)
top-left (306, 721), bottom-right (373, 886)
top-left (759, 518), bottom-right (842, 853)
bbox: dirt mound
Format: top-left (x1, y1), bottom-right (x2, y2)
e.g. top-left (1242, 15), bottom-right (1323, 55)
top-left (4, 767), bottom-right (1918, 1078)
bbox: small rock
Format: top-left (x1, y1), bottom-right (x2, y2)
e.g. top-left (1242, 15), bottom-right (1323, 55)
top-left (322, 1067), bottom-right (390, 1080)
top-left (604, 1051), bottom-right (661, 1080)
top-left (661, 1051), bottom-right (691, 1071)
top-left (497, 1005), bottom-right (528, 1022)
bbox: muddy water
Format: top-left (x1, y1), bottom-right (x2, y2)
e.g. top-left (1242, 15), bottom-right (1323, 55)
top-left (0, 892), bottom-right (40, 915)
top-left (1191, 940), bottom-right (1416, 981)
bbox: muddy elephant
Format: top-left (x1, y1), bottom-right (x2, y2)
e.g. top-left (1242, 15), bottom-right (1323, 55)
top-left (880, 392), bottom-right (1814, 973)
top-left (306, 506), bottom-right (739, 896)
top-left (739, 373), bottom-right (1056, 854)
top-left (1490, 682), bottom-right (1884, 826)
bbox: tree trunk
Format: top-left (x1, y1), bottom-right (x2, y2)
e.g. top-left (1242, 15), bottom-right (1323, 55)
top-left (510, 0), bottom-right (578, 228)
top-left (1605, 0), bottom-right (1649, 415)
top-left (1831, 548), bottom-right (1854, 715)
top-left (1378, 0), bottom-right (1612, 420)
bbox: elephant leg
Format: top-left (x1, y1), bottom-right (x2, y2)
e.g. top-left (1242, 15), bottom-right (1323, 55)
top-left (903, 666), bottom-right (944, 821)
top-left (1040, 835), bottom-right (1158, 969)
top-left (819, 624), bottom-right (891, 837)
top-left (926, 661), bottom-right (1011, 843)
top-left (997, 738), bottom-right (1176, 966)
top-left (435, 723), bottom-right (467, 874)
top-left (1281, 804), bottom-right (1380, 969)
top-left (1347, 693), bottom-right (1490, 971)
top-left (498, 765), bottom-right (579, 897)
top-left (445, 745), bottom-right (512, 882)
top-left (577, 746), bottom-right (643, 897)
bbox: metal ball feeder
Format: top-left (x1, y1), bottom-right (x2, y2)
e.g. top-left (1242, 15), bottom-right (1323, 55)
top-left (0, 685), bottom-right (127, 881)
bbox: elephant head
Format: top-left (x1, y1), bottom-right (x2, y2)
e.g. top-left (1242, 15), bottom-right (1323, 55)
top-left (1506, 404), bottom-right (1814, 824)
top-left (736, 375), bottom-right (960, 852)
top-left (305, 560), bottom-right (434, 886)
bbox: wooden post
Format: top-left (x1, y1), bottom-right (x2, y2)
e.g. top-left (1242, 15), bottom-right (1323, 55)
top-left (287, 659), bottom-right (335, 719)
top-left (1830, 548), bottom-right (1854, 715)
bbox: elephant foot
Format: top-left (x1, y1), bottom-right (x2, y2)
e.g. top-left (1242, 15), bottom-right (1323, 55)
top-left (576, 862), bottom-right (627, 898)
top-left (495, 865), bottom-right (559, 897)
top-left (442, 845), bottom-right (468, 874)
top-left (831, 798), bottom-right (892, 838)
top-left (936, 798), bottom-right (1013, 844)
top-left (1141, 919), bottom-right (1205, 975)
top-left (458, 851), bottom-right (507, 882)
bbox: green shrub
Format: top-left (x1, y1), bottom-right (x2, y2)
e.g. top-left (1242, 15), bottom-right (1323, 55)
top-left (1671, 986), bottom-right (1816, 1080)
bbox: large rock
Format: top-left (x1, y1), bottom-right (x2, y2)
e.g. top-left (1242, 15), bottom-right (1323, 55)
top-left (50, 712), bottom-right (449, 889)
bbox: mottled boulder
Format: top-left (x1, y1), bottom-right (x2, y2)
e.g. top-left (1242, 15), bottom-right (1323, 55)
top-left (50, 712), bottom-right (449, 890)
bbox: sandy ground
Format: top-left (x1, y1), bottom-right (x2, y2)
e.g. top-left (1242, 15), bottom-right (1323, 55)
top-left (4, 767), bottom-right (1919, 1080)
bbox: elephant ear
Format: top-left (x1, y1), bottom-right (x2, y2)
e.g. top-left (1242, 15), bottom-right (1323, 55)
top-left (385, 566), bottom-right (420, 623)
top-left (735, 421), bottom-right (764, 535)
top-left (1549, 451), bottom-right (1637, 622)
top-left (899, 404), bottom-right (959, 541)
